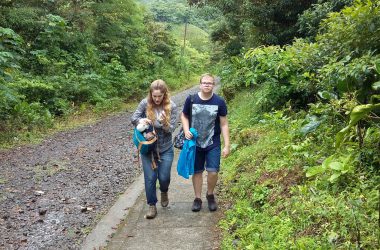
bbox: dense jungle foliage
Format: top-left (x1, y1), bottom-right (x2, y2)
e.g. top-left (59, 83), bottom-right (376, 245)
top-left (1, 0), bottom-right (379, 248)
top-left (189, 0), bottom-right (354, 55)
top-left (0, 0), bottom-right (211, 146)
top-left (198, 0), bottom-right (379, 248)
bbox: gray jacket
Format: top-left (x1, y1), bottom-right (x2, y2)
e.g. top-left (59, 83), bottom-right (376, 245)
top-left (131, 98), bottom-right (178, 153)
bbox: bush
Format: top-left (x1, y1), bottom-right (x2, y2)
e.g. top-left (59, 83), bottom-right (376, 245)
top-left (0, 27), bottom-right (24, 81)
top-left (217, 3), bottom-right (380, 248)
top-left (317, 1), bottom-right (380, 59)
top-left (0, 83), bottom-right (21, 126)
top-left (12, 102), bottom-right (53, 130)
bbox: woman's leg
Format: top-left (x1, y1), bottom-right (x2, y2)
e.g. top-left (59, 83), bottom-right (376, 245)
top-left (157, 147), bottom-right (174, 192)
top-left (140, 152), bottom-right (158, 205)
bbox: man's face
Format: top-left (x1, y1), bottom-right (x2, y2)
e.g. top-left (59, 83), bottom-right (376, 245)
top-left (200, 76), bottom-right (215, 93)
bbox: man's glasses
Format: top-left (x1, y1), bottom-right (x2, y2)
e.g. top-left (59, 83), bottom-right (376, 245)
top-left (201, 82), bottom-right (214, 86)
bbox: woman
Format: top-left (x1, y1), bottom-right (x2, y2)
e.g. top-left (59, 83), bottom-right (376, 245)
top-left (131, 79), bottom-right (178, 219)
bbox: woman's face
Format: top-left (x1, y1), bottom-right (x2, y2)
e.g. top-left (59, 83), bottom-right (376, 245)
top-left (151, 89), bottom-right (165, 105)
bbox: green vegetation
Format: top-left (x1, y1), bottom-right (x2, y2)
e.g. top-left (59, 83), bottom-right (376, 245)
top-left (1, 0), bottom-right (379, 248)
top-left (171, 24), bottom-right (210, 53)
top-left (141, 0), bottom-right (221, 32)
top-left (213, 1), bottom-right (379, 249)
top-left (33, 160), bottom-right (68, 184)
top-left (0, 176), bottom-right (7, 184)
top-left (0, 0), bottom-right (212, 147)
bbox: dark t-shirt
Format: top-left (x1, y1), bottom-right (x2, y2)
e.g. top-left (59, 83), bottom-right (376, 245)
top-left (183, 93), bottom-right (227, 151)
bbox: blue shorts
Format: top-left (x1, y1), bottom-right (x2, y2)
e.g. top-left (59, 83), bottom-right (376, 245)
top-left (194, 146), bottom-right (221, 173)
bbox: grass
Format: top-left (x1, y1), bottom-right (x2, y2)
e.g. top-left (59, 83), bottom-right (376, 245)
top-left (170, 23), bottom-right (211, 53)
top-left (0, 77), bottom-right (200, 150)
top-left (0, 175), bottom-right (8, 202)
top-left (0, 104), bottom-right (126, 150)
top-left (0, 176), bottom-right (7, 184)
top-left (81, 226), bottom-right (93, 235)
top-left (33, 160), bottom-right (68, 183)
top-left (218, 91), bottom-right (379, 249)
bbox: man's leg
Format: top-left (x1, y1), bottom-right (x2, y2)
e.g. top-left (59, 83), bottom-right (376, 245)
top-left (205, 146), bottom-right (221, 211)
top-left (192, 149), bottom-right (205, 212)
top-left (192, 172), bottom-right (203, 198)
top-left (207, 171), bottom-right (218, 195)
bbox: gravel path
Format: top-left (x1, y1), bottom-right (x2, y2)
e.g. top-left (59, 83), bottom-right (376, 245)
top-left (0, 85), bottom-right (200, 249)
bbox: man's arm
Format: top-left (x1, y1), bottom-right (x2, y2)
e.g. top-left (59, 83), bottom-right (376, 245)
top-left (220, 116), bottom-right (230, 158)
top-left (181, 112), bottom-right (193, 139)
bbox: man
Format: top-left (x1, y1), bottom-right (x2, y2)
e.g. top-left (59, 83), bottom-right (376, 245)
top-left (181, 73), bottom-right (230, 212)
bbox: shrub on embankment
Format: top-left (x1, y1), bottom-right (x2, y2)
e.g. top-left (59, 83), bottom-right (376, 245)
top-left (217, 1), bottom-right (379, 249)
top-left (0, 0), bottom-right (209, 146)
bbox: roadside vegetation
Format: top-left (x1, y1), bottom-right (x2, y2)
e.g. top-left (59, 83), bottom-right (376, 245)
top-left (207, 1), bottom-right (379, 248)
top-left (0, 0), bottom-right (213, 148)
top-left (1, 0), bottom-right (379, 248)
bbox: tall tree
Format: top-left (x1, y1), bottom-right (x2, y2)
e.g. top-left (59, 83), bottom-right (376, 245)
top-left (189, 0), bottom-right (317, 55)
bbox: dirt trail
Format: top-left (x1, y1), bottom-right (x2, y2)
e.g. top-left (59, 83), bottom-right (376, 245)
top-left (0, 86), bottom-right (199, 249)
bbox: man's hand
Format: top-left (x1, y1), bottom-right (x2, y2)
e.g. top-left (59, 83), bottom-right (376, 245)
top-left (184, 130), bottom-right (193, 140)
top-left (222, 146), bottom-right (230, 158)
top-left (180, 112), bottom-right (192, 139)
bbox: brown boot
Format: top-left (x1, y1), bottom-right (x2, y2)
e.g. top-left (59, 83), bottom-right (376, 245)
top-left (161, 192), bottom-right (169, 207)
top-left (145, 205), bottom-right (157, 219)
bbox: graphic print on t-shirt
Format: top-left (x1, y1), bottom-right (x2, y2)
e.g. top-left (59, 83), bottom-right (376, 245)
top-left (191, 104), bottom-right (218, 148)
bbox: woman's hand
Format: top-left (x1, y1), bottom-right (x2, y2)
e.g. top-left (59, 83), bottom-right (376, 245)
top-left (140, 118), bottom-right (152, 125)
top-left (159, 112), bottom-right (166, 121)
top-left (184, 130), bottom-right (193, 140)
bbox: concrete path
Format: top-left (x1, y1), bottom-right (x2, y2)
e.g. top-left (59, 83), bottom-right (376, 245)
top-left (105, 150), bottom-right (221, 250)
top-left (82, 85), bottom-right (222, 250)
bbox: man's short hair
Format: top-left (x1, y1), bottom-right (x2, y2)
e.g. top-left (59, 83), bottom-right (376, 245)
top-left (199, 73), bottom-right (215, 84)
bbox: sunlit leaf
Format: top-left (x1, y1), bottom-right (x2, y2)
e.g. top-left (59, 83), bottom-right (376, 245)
top-left (372, 81), bottom-right (380, 91)
top-left (329, 162), bottom-right (343, 171)
top-left (317, 91), bottom-right (337, 100)
top-left (329, 173), bottom-right (341, 182)
top-left (306, 165), bottom-right (325, 177)
top-left (349, 104), bottom-right (378, 126)
top-left (336, 103), bottom-right (380, 147)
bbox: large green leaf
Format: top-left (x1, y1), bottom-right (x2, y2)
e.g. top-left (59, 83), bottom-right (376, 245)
top-left (336, 103), bottom-right (380, 147)
top-left (329, 161), bottom-right (343, 171)
top-left (322, 155), bottom-right (334, 169)
top-left (372, 81), bottom-right (380, 91)
top-left (353, 102), bottom-right (380, 116)
top-left (317, 91), bottom-right (337, 100)
top-left (306, 165), bottom-right (326, 177)
top-left (329, 173), bottom-right (341, 182)
top-left (348, 104), bottom-right (374, 126)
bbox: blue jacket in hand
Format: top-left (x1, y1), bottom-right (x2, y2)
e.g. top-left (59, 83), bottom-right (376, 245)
top-left (177, 128), bottom-right (198, 179)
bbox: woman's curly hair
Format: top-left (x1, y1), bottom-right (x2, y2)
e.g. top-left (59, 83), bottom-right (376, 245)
top-left (146, 79), bottom-right (171, 127)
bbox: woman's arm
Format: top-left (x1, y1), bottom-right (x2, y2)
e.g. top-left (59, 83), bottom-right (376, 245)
top-left (165, 101), bottom-right (178, 133)
top-left (131, 99), bottom-right (147, 126)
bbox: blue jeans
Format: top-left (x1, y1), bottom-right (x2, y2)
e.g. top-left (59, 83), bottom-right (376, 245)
top-left (140, 147), bottom-right (174, 205)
